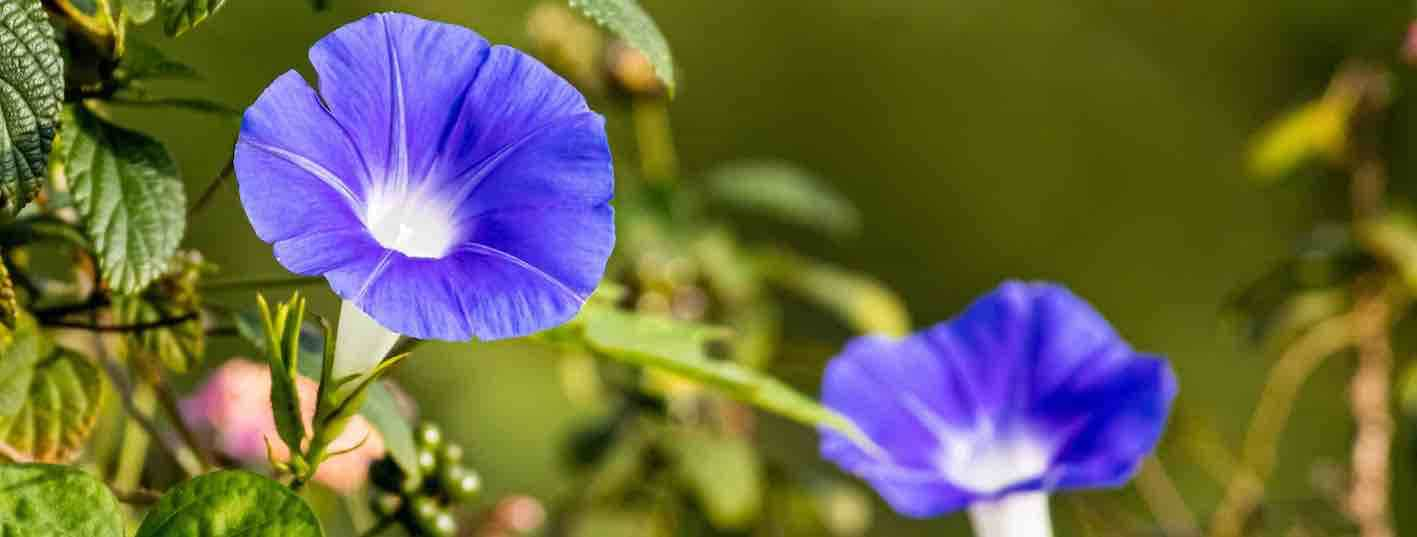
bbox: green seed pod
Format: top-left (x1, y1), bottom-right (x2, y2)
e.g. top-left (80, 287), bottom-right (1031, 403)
top-left (445, 466), bottom-right (482, 501)
top-left (416, 448), bottom-right (439, 475)
top-left (438, 443), bottom-right (464, 466)
top-left (370, 493), bottom-right (403, 518)
top-left (410, 496), bottom-right (441, 522)
top-left (416, 422), bottom-right (443, 448)
top-left (429, 512), bottom-right (458, 537)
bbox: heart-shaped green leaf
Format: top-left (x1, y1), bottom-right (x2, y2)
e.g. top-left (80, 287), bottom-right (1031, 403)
top-left (0, 0), bottom-right (64, 214)
top-left (0, 317), bottom-right (104, 463)
top-left (60, 105), bottom-right (186, 294)
top-left (136, 470), bottom-right (323, 537)
top-left (0, 464), bottom-right (123, 537)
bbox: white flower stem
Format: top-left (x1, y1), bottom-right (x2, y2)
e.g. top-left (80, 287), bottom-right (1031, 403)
top-left (332, 300), bottom-right (401, 380)
top-left (967, 492), bottom-right (1053, 537)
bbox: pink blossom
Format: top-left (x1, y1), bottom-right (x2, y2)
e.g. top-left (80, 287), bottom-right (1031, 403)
top-left (182, 358), bottom-right (386, 493)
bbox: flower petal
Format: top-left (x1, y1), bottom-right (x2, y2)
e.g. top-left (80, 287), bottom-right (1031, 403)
top-left (337, 248), bottom-right (586, 341)
top-left (447, 112), bottom-right (613, 219)
top-left (235, 70), bottom-right (369, 244)
top-left (1038, 356), bottom-right (1178, 490)
top-left (461, 205), bottom-right (615, 300)
top-left (425, 45), bottom-right (597, 191)
top-left (308, 13), bottom-right (492, 182)
top-left (818, 281), bottom-right (1177, 516)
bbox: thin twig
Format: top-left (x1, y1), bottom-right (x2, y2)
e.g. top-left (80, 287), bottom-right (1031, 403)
top-left (1343, 62), bottom-right (1395, 537)
top-left (188, 158), bottom-right (235, 216)
top-left (33, 295), bottom-right (108, 321)
top-left (132, 352), bottom-right (216, 470)
top-left (1135, 456), bottom-right (1200, 536)
top-left (95, 344), bottom-right (198, 478)
top-left (1209, 313), bottom-right (1357, 537)
top-left (44, 312), bottom-right (198, 332)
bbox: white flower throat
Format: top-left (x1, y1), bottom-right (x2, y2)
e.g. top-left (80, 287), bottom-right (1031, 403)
top-left (364, 183), bottom-right (460, 259)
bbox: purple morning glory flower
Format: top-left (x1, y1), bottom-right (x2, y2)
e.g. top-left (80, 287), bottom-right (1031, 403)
top-left (820, 281), bottom-right (1177, 535)
top-left (235, 13), bottom-right (614, 375)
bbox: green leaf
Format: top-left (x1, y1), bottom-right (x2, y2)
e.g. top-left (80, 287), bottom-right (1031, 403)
top-left (157, 0), bottom-right (227, 36)
top-left (0, 256), bottom-right (18, 330)
top-left (306, 0), bottom-right (326, 11)
top-left (135, 470), bottom-right (323, 537)
top-left (61, 105), bottom-right (185, 294)
top-left (114, 252), bottom-right (210, 373)
top-left (0, 316), bottom-right (45, 420)
top-left (0, 464), bottom-right (123, 537)
top-left (1248, 91), bottom-right (1354, 182)
top-left (232, 309), bottom-right (420, 483)
top-left (757, 252), bottom-right (910, 337)
top-left (0, 319), bottom-right (104, 463)
top-left (706, 160), bottom-right (861, 238)
top-left (0, 0), bottom-right (63, 214)
top-left (118, 0), bottom-right (158, 24)
top-left (663, 430), bottom-right (763, 529)
top-left (567, 0), bottom-right (675, 95)
top-left (117, 39), bottom-right (199, 82)
top-left (572, 305), bottom-right (869, 446)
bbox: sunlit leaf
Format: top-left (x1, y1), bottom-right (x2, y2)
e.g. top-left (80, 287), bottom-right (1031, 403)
top-left (118, 0), bottom-right (158, 24)
top-left (157, 0), bottom-right (227, 36)
top-left (567, 0), bottom-right (675, 95)
top-left (0, 0), bottom-right (63, 214)
top-left (135, 470), bottom-right (323, 537)
top-left (0, 464), bottom-right (123, 537)
top-left (0, 318), bottom-right (104, 463)
top-left (756, 252), bottom-right (910, 337)
top-left (706, 160), bottom-right (861, 238)
top-left (663, 429), bottom-right (763, 529)
top-left (1248, 92), bottom-right (1355, 181)
top-left (569, 305), bottom-right (869, 445)
top-left (60, 105), bottom-right (185, 294)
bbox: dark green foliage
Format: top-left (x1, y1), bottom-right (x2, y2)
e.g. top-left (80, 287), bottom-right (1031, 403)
top-left (134, 470), bottom-right (323, 537)
top-left (60, 105), bottom-right (185, 294)
top-left (0, 464), bottom-right (122, 537)
top-left (0, 0), bottom-right (63, 214)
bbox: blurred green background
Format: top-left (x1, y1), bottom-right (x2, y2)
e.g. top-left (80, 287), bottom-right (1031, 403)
top-left (117, 0), bottom-right (1416, 534)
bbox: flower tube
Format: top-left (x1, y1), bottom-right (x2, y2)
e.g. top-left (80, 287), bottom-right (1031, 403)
top-left (235, 13), bottom-right (615, 378)
top-left (819, 281), bottom-right (1177, 537)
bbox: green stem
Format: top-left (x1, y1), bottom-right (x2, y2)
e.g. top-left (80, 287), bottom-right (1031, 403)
top-left (111, 382), bottom-right (156, 491)
top-left (631, 97), bottom-right (678, 183)
top-left (188, 159), bottom-right (235, 217)
top-left (201, 275), bottom-right (325, 292)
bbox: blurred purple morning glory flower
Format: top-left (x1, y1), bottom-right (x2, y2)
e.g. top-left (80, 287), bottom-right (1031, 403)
top-left (235, 13), bottom-right (613, 375)
top-left (820, 281), bottom-right (1177, 536)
